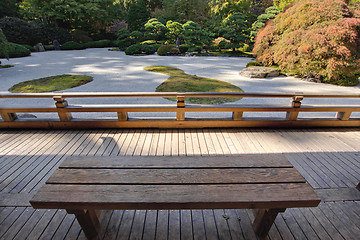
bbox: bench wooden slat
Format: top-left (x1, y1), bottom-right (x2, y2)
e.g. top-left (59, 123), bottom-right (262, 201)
top-left (60, 155), bottom-right (293, 169)
top-left (30, 183), bottom-right (321, 210)
top-left (46, 168), bottom-right (305, 185)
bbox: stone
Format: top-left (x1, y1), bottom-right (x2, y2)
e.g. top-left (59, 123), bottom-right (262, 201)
top-left (53, 40), bottom-right (61, 50)
top-left (239, 66), bottom-right (280, 78)
top-left (34, 44), bottom-right (45, 52)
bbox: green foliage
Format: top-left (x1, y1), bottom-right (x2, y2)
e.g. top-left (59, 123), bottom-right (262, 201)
top-left (254, 0), bottom-right (360, 86)
top-left (71, 29), bottom-right (92, 43)
top-left (130, 31), bottom-right (143, 44)
top-left (158, 0), bottom-right (211, 26)
top-left (166, 20), bottom-right (183, 44)
top-left (9, 74), bottom-right (93, 93)
top-left (220, 12), bottom-right (251, 51)
top-left (251, 6), bottom-right (280, 40)
top-left (179, 44), bottom-right (189, 53)
top-left (0, 29), bottom-right (9, 60)
top-left (0, 42), bottom-right (31, 58)
top-left (183, 21), bottom-right (213, 52)
top-left (157, 44), bottom-right (177, 56)
top-left (0, 17), bottom-right (42, 45)
top-left (126, 0), bottom-right (150, 30)
top-left (40, 25), bottom-right (72, 44)
top-left (0, 0), bottom-right (20, 18)
top-left (210, 0), bottom-right (251, 17)
top-left (20, 0), bottom-right (124, 33)
top-left (145, 65), bottom-right (243, 104)
top-left (144, 18), bottom-right (167, 43)
top-left (246, 61), bottom-right (262, 67)
top-left (84, 40), bottom-right (113, 48)
top-left (125, 44), bottom-right (156, 55)
top-left (273, 0), bottom-right (295, 11)
top-left (60, 41), bottom-right (86, 50)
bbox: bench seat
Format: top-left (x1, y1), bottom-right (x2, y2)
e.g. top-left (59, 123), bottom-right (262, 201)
top-left (30, 154), bottom-right (320, 240)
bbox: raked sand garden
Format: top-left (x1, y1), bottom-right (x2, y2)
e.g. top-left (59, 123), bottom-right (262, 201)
top-left (1, 48), bottom-right (360, 119)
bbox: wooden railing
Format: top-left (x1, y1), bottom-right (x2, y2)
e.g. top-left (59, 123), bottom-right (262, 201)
top-left (0, 92), bottom-right (360, 128)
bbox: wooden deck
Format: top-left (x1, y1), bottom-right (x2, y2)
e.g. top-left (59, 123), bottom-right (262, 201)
top-left (0, 128), bottom-right (359, 240)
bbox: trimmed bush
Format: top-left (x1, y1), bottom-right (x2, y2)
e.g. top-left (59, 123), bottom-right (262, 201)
top-left (125, 44), bottom-right (142, 55)
top-left (0, 42), bottom-right (31, 58)
top-left (0, 17), bottom-right (42, 45)
top-left (254, 0), bottom-right (360, 86)
top-left (125, 44), bottom-right (156, 55)
top-left (84, 40), bottom-right (113, 48)
top-left (60, 41), bottom-right (86, 50)
top-left (179, 45), bottom-right (189, 53)
top-left (246, 61), bottom-right (262, 67)
top-left (157, 44), bottom-right (177, 56)
top-left (21, 44), bottom-right (35, 52)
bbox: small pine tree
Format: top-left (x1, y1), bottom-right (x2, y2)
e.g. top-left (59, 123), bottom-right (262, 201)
top-left (183, 21), bottom-right (213, 53)
top-left (144, 18), bottom-right (168, 43)
top-left (220, 13), bottom-right (251, 51)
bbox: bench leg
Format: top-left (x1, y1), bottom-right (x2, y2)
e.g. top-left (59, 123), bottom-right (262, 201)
top-left (67, 209), bottom-right (100, 240)
top-left (252, 208), bottom-right (286, 239)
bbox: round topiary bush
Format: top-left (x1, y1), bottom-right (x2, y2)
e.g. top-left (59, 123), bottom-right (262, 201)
top-left (125, 44), bottom-right (142, 55)
top-left (179, 45), bottom-right (189, 53)
top-left (125, 44), bottom-right (156, 55)
top-left (60, 41), bottom-right (87, 50)
top-left (253, 0), bottom-right (360, 86)
top-left (84, 40), bottom-right (113, 48)
top-left (0, 42), bottom-right (31, 58)
top-left (157, 44), bottom-right (177, 56)
top-left (141, 45), bottom-right (156, 55)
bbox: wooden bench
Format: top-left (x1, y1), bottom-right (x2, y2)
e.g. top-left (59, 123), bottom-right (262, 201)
top-left (30, 154), bottom-right (321, 240)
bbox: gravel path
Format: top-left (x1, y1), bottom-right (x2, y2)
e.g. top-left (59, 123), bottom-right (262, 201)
top-left (1, 48), bottom-right (359, 119)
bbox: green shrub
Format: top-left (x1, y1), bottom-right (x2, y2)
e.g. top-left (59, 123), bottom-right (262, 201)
top-left (21, 44), bottom-right (35, 52)
top-left (254, 0), bottom-right (360, 86)
top-left (0, 42), bottom-right (31, 58)
top-left (125, 44), bottom-right (156, 55)
top-left (125, 44), bottom-right (142, 55)
top-left (157, 44), bottom-right (177, 56)
top-left (0, 17), bottom-right (42, 45)
top-left (246, 61), bottom-right (262, 67)
top-left (60, 41), bottom-right (86, 50)
top-left (84, 40), bottom-right (113, 48)
top-left (179, 45), bottom-right (189, 53)
top-left (114, 39), bottom-right (132, 51)
top-left (141, 45), bottom-right (156, 54)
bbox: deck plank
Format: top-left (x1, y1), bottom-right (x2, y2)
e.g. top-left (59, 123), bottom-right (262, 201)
top-left (0, 128), bottom-right (360, 239)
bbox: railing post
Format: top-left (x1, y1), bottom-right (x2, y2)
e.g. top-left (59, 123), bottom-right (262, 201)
top-left (232, 112), bottom-right (243, 121)
top-left (54, 96), bottom-right (72, 121)
top-left (177, 96), bottom-right (185, 121)
top-left (117, 112), bottom-right (128, 121)
top-left (1, 112), bottom-right (18, 122)
top-left (286, 96), bottom-right (303, 120)
top-left (336, 111), bottom-right (351, 120)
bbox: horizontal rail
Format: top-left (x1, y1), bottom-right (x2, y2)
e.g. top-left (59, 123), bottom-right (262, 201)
top-left (1, 92), bottom-right (360, 98)
top-left (1, 92), bottom-right (360, 129)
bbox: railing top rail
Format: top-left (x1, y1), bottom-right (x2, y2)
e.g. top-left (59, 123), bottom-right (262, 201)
top-left (1, 92), bottom-right (360, 99)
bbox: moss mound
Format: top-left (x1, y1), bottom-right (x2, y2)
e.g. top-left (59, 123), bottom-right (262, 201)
top-left (9, 74), bottom-right (93, 93)
top-left (145, 66), bottom-right (243, 104)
